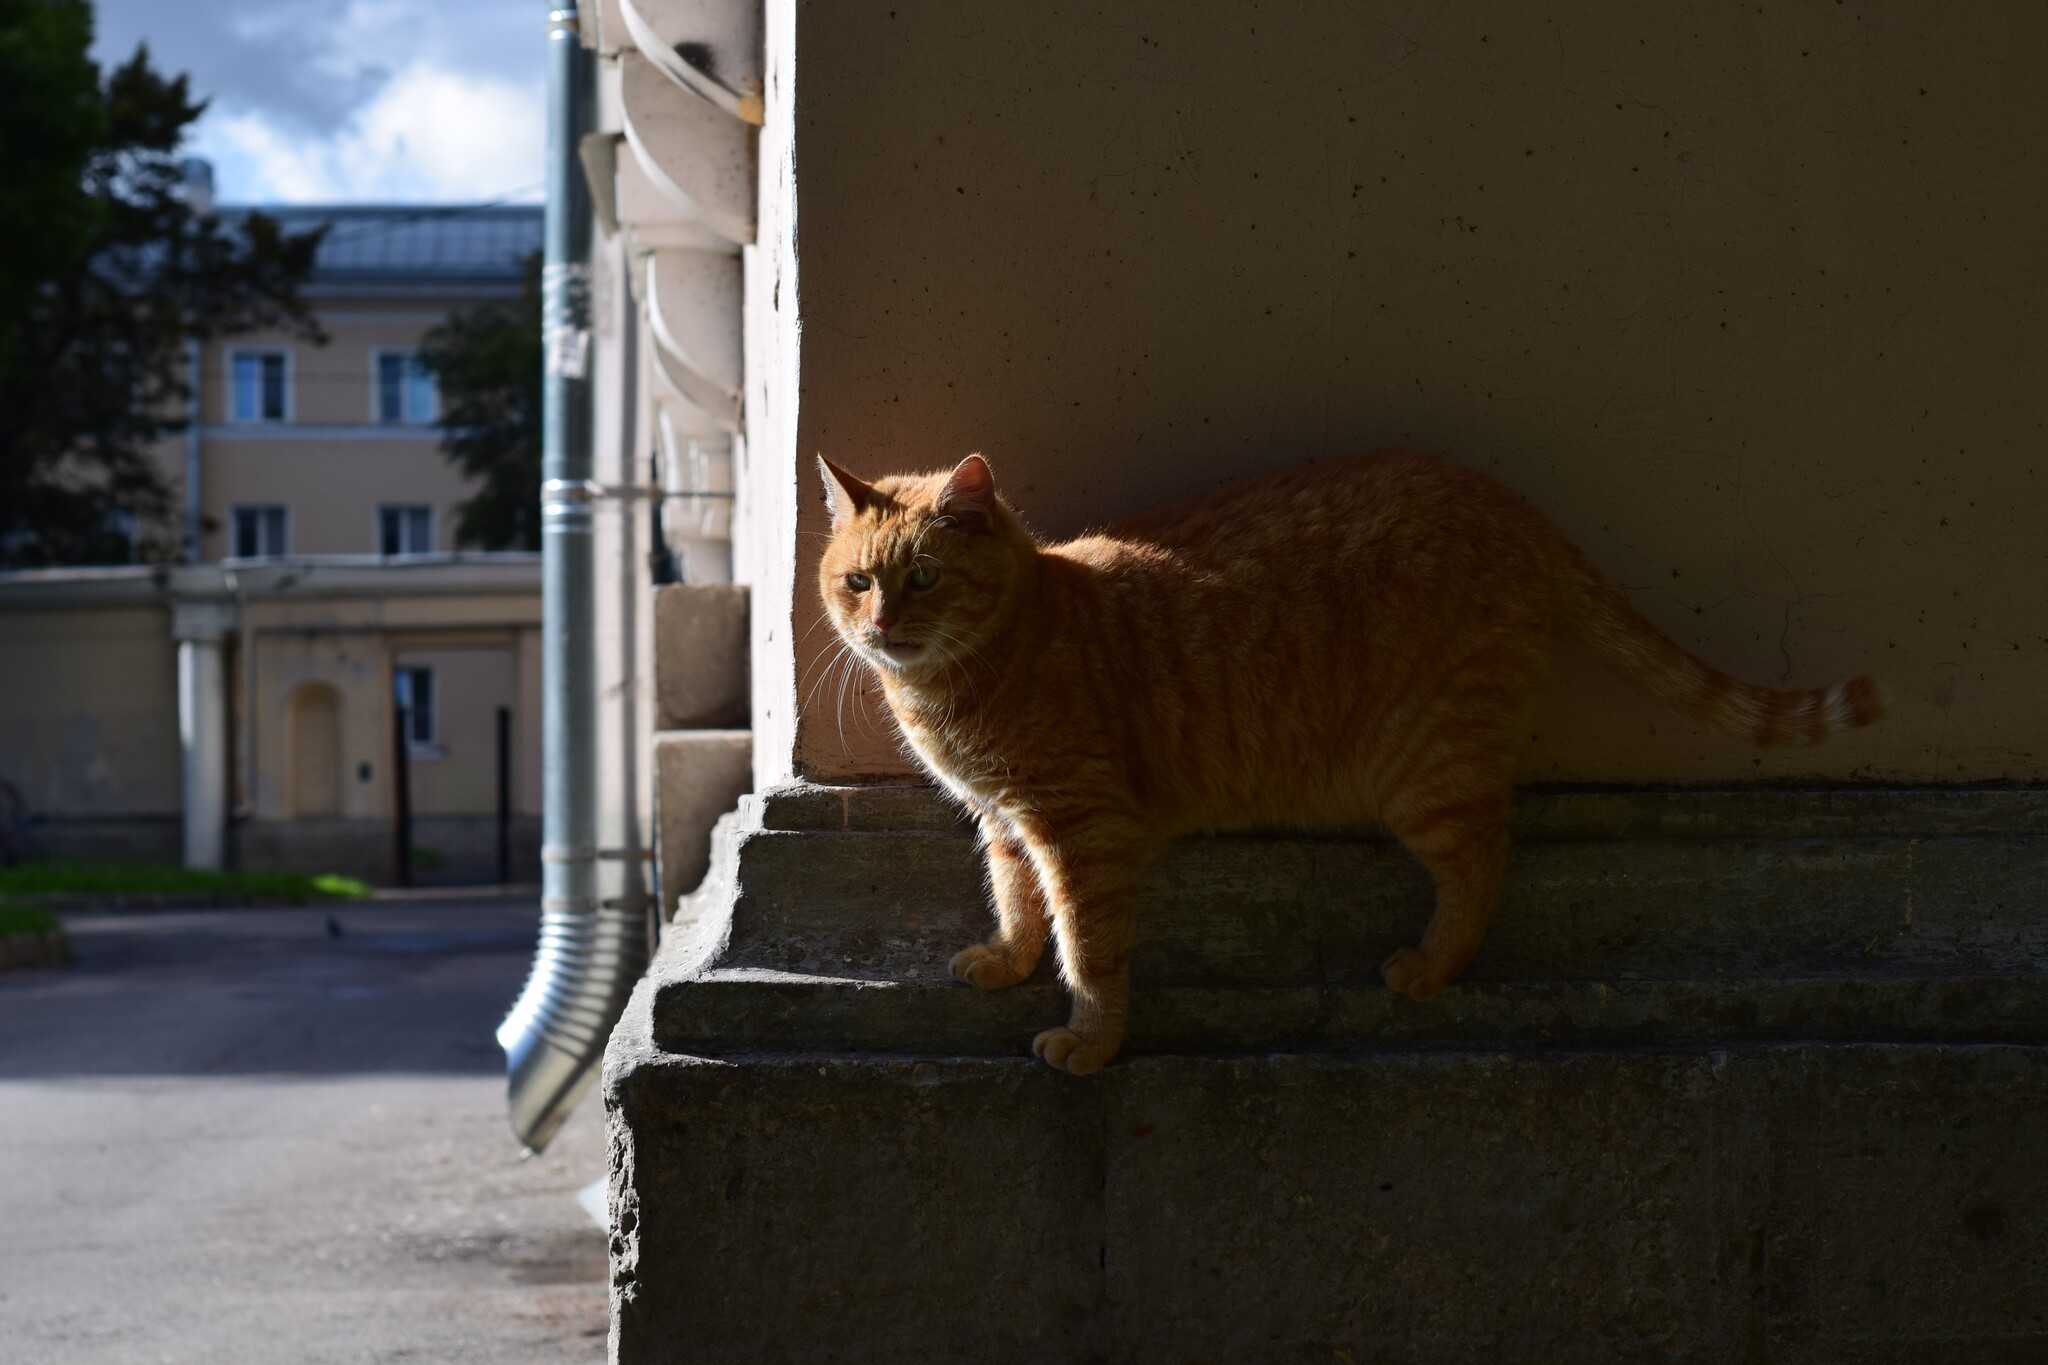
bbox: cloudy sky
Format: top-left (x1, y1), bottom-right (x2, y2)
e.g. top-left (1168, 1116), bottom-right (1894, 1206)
top-left (91, 0), bottom-right (545, 204)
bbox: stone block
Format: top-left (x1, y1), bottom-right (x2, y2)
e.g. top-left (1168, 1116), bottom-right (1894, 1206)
top-left (654, 730), bottom-right (751, 915)
top-left (607, 996), bottom-right (1103, 1364)
top-left (611, 784), bottom-right (2048, 1361)
top-left (680, 789), bottom-right (2048, 988)
top-left (608, 1011), bottom-right (2048, 1362)
top-left (654, 584), bottom-right (748, 729)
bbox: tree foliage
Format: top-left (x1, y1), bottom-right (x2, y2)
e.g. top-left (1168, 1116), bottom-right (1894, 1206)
top-left (0, 0), bottom-right (100, 335)
top-left (0, 4), bottom-right (324, 566)
top-left (418, 251), bottom-right (542, 552)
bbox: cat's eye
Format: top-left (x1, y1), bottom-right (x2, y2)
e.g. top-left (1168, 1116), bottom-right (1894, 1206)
top-left (907, 564), bottom-right (941, 591)
top-left (845, 572), bottom-right (872, 593)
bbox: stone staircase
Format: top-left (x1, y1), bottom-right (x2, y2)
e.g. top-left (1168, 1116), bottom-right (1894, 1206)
top-left (605, 783), bottom-right (2048, 1363)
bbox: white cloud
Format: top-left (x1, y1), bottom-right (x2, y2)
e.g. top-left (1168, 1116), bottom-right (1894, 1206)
top-left (196, 61), bottom-right (544, 203)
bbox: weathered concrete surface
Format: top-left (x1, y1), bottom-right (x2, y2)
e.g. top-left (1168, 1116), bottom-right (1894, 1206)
top-left (613, 784), bottom-right (2048, 1362)
top-left (607, 1037), bottom-right (2048, 1363)
top-left (749, 782), bottom-right (2048, 841)
top-left (654, 730), bottom-right (753, 914)
top-left (681, 786), bottom-right (2048, 990)
top-left (654, 585), bottom-right (749, 730)
top-left (652, 969), bottom-right (2048, 1057)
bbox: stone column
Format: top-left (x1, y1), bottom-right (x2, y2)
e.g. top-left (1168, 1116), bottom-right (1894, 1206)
top-left (172, 599), bottom-right (236, 870)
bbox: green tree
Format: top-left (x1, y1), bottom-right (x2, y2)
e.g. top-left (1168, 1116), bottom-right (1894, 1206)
top-left (418, 250), bottom-right (542, 552)
top-left (0, 5), bottom-right (324, 566)
top-left (0, 0), bottom-right (100, 336)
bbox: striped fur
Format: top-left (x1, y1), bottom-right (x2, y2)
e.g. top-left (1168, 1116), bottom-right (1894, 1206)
top-left (817, 450), bottom-right (1883, 1074)
top-left (1563, 552), bottom-right (1885, 748)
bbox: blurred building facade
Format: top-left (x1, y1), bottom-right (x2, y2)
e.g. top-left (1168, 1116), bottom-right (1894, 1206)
top-left (0, 203), bottom-right (548, 883)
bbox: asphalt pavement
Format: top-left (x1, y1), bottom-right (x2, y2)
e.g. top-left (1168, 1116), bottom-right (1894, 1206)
top-left (0, 895), bottom-right (610, 1364)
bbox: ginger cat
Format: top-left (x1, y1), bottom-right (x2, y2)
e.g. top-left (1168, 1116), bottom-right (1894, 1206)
top-left (815, 451), bottom-right (1883, 1074)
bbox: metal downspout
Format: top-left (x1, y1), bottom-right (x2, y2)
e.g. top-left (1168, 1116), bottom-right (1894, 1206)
top-left (498, 3), bottom-right (644, 1153)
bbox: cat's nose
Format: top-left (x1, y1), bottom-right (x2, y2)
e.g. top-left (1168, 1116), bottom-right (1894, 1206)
top-left (873, 601), bottom-right (900, 632)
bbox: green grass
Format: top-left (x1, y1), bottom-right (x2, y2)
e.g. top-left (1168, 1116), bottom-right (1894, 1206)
top-left (0, 902), bottom-right (63, 937)
top-left (0, 864), bottom-right (373, 902)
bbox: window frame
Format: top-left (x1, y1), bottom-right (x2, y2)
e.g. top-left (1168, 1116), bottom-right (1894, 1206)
top-left (370, 347), bottom-right (439, 426)
top-left (392, 664), bottom-right (441, 758)
top-left (225, 347), bottom-right (293, 424)
top-left (376, 504), bottom-right (437, 557)
top-left (228, 503), bottom-right (291, 559)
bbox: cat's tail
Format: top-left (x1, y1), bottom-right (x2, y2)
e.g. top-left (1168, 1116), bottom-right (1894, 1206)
top-left (1559, 550), bottom-right (1885, 747)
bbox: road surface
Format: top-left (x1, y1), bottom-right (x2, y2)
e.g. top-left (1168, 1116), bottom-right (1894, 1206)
top-left (0, 896), bottom-right (610, 1364)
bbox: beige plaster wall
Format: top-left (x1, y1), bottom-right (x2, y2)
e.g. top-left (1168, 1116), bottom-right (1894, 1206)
top-left (202, 437), bottom-right (463, 557)
top-left (764, 0), bottom-right (2047, 785)
top-left (246, 628), bottom-right (393, 821)
top-left (0, 606), bottom-right (179, 815)
top-left (200, 306), bottom-right (481, 426)
top-left (236, 595), bottom-right (542, 823)
top-left (198, 305), bottom-right (490, 560)
top-left (391, 643), bottom-right (520, 816)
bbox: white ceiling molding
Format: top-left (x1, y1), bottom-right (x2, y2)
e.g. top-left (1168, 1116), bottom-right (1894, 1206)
top-left (619, 53), bottom-right (756, 245)
top-left (617, 151), bottom-right (738, 254)
top-left (618, 0), bottom-right (763, 126)
top-left (643, 249), bottom-right (742, 430)
top-left (651, 346), bottom-right (740, 434)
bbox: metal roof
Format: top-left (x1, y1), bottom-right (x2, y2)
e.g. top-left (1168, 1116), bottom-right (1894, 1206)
top-left (225, 203), bottom-right (544, 300)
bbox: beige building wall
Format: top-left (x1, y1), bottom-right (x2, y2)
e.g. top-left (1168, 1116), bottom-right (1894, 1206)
top-left (195, 302), bottom-right (491, 561)
top-left (0, 567), bottom-right (541, 879)
top-left (0, 603), bottom-right (179, 817)
top-left (746, 0), bottom-right (2047, 787)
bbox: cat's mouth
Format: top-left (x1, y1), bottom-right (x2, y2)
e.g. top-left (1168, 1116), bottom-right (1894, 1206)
top-left (878, 640), bottom-right (928, 665)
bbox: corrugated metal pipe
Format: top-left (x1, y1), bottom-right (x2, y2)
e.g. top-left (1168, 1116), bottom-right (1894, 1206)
top-left (497, 3), bottom-right (645, 1153)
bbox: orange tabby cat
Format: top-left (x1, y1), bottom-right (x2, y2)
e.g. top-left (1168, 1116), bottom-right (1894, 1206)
top-left (815, 451), bottom-right (1883, 1074)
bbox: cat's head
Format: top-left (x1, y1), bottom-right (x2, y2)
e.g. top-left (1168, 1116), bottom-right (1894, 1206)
top-left (816, 454), bottom-right (1032, 679)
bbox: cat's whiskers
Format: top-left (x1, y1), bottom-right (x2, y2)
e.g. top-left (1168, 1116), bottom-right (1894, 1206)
top-left (798, 634), bottom-right (859, 710)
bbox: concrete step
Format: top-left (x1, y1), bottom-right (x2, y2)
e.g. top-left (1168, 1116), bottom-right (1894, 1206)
top-left (653, 966), bottom-right (2048, 1057)
top-left (607, 1020), bottom-right (2048, 1363)
top-left (675, 785), bottom-right (2048, 989)
top-left (610, 783), bottom-right (2048, 1363)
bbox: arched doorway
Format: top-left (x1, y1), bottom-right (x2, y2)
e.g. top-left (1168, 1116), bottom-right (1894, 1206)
top-left (288, 683), bottom-right (342, 818)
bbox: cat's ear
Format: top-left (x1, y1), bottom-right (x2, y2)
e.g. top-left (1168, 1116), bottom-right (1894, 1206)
top-left (935, 454), bottom-right (997, 530)
top-left (817, 455), bottom-right (874, 531)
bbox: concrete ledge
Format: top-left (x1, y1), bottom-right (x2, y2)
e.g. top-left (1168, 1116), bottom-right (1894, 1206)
top-left (750, 781), bottom-right (2048, 840)
top-left (679, 806), bottom-right (2048, 987)
top-left (606, 1028), bottom-right (2048, 1363)
top-left (654, 968), bottom-right (2048, 1057)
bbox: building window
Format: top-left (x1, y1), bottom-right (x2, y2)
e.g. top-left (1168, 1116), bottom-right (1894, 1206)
top-left (230, 505), bottom-right (289, 558)
top-left (378, 505), bottom-right (435, 556)
top-left (393, 666), bottom-right (437, 751)
top-left (229, 350), bottom-right (289, 422)
top-left (374, 351), bottom-right (438, 424)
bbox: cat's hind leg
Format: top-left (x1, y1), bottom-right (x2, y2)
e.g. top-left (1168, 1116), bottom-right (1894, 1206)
top-left (1380, 792), bottom-right (1510, 1002)
top-left (950, 830), bottom-right (1051, 990)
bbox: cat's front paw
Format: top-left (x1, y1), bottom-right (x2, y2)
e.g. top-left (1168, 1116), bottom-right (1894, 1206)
top-left (1031, 1025), bottom-right (1119, 1075)
top-left (1382, 947), bottom-right (1448, 1002)
top-left (949, 942), bottom-right (1031, 991)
